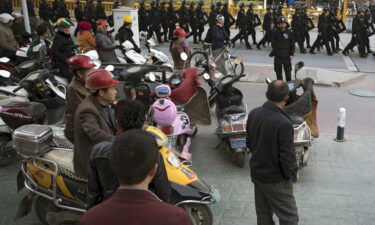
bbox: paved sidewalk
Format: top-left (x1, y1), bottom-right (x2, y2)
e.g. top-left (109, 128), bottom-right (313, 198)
top-left (241, 63), bottom-right (367, 87)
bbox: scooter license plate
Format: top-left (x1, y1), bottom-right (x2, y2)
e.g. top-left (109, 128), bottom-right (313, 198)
top-left (230, 139), bottom-right (246, 149)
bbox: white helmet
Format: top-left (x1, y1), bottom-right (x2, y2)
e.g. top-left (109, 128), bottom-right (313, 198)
top-left (12, 12), bottom-right (23, 19)
top-left (216, 14), bottom-right (224, 22)
top-left (0, 13), bottom-right (14, 23)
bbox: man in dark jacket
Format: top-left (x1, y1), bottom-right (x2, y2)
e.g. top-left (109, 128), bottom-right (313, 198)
top-left (231, 3), bottom-right (251, 49)
top-left (74, 69), bottom-right (119, 179)
top-left (79, 130), bottom-right (191, 225)
top-left (160, 1), bottom-right (169, 42)
top-left (309, 7), bottom-right (333, 55)
top-left (178, 0), bottom-right (190, 33)
top-left (116, 16), bottom-right (141, 53)
top-left (60, 0), bottom-right (71, 18)
top-left (39, 0), bottom-right (55, 38)
top-left (364, 8), bottom-right (373, 54)
top-left (188, 2), bottom-right (198, 43)
top-left (11, 13), bottom-right (32, 46)
top-left (74, 0), bottom-right (84, 36)
top-left (195, 1), bottom-right (206, 42)
top-left (291, 6), bottom-right (307, 53)
top-left (221, 2), bottom-right (233, 36)
top-left (270, 16), bottom-right (295, 82)
top-left (147, 1), bottom-right (163, 43)
top-left (301, 6), bottom-right (311, 48)
top-left (257, 5), bottom-right (274, 49)
top-left (342, 9), bottom-right (367, 57)
top-left (246, 3), bottom-right (257, 45)
top-left (84, 0), bottom-right (97, 34)
top-left (96, 0), bottom-right (107, 20)
top-left (167, 1), bottom-right (177, 40)
top-left (212, 14), bottom-right (230, 75)
top-left (26, 0), bottom-right (39, 33)
top-left (0, 0), bottom-right (12, 14)
top-left (138, 1), bottom-right (149, 33)
top-left (246, 80), bottom-right (298, 225)
top-left (87, 100), bottom-right (170, 208)
top-left (51, 18), bottom-right (76, 82)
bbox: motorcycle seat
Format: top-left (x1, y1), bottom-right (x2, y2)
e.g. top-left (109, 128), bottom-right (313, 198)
top-left (43, 149), bottom-right (87, 182)
top-left (290, 116), bottom-right (305, 125)
top-left (220, 105), bottom-right (245, 116)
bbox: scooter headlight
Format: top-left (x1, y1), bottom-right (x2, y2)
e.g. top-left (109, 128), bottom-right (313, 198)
top-left (167, 154), bottom-right (181, 169)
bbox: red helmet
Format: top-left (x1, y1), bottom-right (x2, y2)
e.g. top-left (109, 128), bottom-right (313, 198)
top-left (85, 69), bottom-right (120, 90)
top-left (67, 55), bottom-right (96, 72)
top-left (96, 19), bottom-right (108, 27)
top-left (173, 28), bottom-right (189, 37)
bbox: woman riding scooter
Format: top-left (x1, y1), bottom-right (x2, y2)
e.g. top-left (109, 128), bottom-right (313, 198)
top-left (64, 55), bottom-right (96, 143)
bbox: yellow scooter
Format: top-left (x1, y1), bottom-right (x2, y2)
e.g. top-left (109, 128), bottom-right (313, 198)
top-left (14, 125), bottom-right (219, 225)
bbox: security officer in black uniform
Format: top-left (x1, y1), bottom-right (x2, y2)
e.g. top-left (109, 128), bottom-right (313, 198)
top-left (246, 3), bottom-right (257, 45)
top-left (257, 5), bottom-right (274, 49)
top-left (215, 2), bottom-right (223, 15)
top-left (271, 16), bottom-right (295, 82)
top-left (222, 2), bottom-right (232, 36)
top-left (84, 0), bottom-right (97, 34)
top-left (292, 6), bottom-right (307, 53)
top-left (208, 3), bottom-right (217, 28)
top-left (301, 5), bottom-right (311, 48)
top-left (327, 6), bottom-right (340, 53)
top-left (274, 5), bottom-right (284, 25)
top-left (342, 9), bottom-right (367, 57)
top-left (138, 1), bottom-right (149, 33)
top-left (178, 0), bottom-right (190, 33)
top-left (309, 7), bottom-right (333, 55)
top-left (364, 8), bottom-right (373, 54)
top-left (196, 1), bottom-right (206, 43)
top-left (188, 2), bottom-right (198, 43)
top-left (160, 1), bottom-right (169, 42)
top-left (167, 1), bottom-right (177, 40)
top-left (96, 0), bottom-right (107, 20)
top-left (148, 1), bottom-right (163, 43)
top-left (231, 3), bottom-right (251, 49)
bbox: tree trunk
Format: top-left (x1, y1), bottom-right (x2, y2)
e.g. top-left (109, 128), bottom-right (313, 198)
top-left (121, 0), bottom-right (135, 7)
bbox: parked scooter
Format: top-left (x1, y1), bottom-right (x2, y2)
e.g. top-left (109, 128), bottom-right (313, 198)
top-left (119, 41), bottom-right (151, 64)
top-left (0, 69), bottom-right (66, 167)
top-left (266, 61), bottom-right (319, 180)
top-left (206, 73), bottom-right (249, 167)
top-left (145, 38), bottom-right (169, 65)
top-left (14, 124), bottom-right (219, 225)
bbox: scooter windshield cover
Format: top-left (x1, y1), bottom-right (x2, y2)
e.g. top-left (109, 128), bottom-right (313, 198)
top-left (155, 86), bottom-right (171, 97)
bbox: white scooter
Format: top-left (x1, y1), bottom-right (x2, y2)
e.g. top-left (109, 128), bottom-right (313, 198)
top-left (145, 38), bottom-right (169, 65)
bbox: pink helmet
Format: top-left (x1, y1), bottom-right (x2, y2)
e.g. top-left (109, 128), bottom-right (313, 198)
top-left (152, 98), bottom-right (177, 125)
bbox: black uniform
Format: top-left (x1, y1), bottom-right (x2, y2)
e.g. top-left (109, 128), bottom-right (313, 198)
top-left (208, 4), bottom-right (217, 28)
top-left (301, 9), bottom-right (311, 48)
top-left (74, 2), bottom-right (84, 36)
top-left (138, 3), bottom-right (149, 33)
top-left (364, 11), bottom-right (373, 53)
top-left (188, 3), bottom-right (198, 43)
top-left (257, 9), bottom-right (274, 49)
top-left (309, 10), bottom-right (333, 55)
top-left (246, 6), bottom-right (257, 44)
top-left (0, 0), bottom-right (12, 14)
top-left (327, 9), bottom-right (340, 53)
top-left (96, 1), bottom-right (107, 20)
top-left (195, 3), bottom-right (206, 42)
top-left (39, 0), bottom-right (55, 37)
top-left (167, 2), bottom-right (177, 40)
top-left (51, 31), bottom-right (76, 82)
top-left (84, 1), bottom-right (97, 34)
top-left (178, 3), bottom-right (190, 33)
top-left (160, 3), bottom-right (169, 42)
top-left (343, 13), bottom-right (367, 57)
top-left (59, 0), bottom-right (71, 19)
top-left (271, 27), bottom-right (295, 81)
top-left (148, 3), bottom-right (163, 43)
top-left (231, 6), bottom-right (251, 49)
top-left (291, 10), bottom-right (306, 53)
top-left (221, 3), bottom-right (232, 36)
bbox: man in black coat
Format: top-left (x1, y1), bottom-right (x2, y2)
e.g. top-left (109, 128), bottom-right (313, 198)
top-left (270, 16), bottom-right (295, 82)
top-left (291, 6), bottom-right (307, 53)
top-left (342, 9), bottom-right (367, 57)
top-left (96, 0), bottom-right (107, 20)
top-left (301, 6), bottom-right (311, 48)
top-left (188, 2), bottom-right (198, 43)
top-left (138, 1), bottom-right (149, 33)
top-left (11, 13), bottom-right (32, 46)
top-left (166, 1), bottom-right (177, 40)
top-left (39, 0), bottom-right (55, 38)
top-left (84, 0), bottom-right (97, 34)
top-left (231, 3), bottom-right (251, 49)
top-left (246, 3), bottom-right (257, 45)
top-left (147, 1), bottom-right (163, 43)
top-left (195, 1), bottom-right (206, 43)
top-left (178, 0), bottom-right (190, 33)
top-left (160, 1), bottom-right (169, 42)
top-left (0, 0), bottom-right (12, 14)
top-left (74, 0), bottom-right (84, 36)
top-left (309, 7), bottom-right (333, 55)
top-left (246, 80), bottom-right (299, 225)
top-left (257, 5), bottom-right (274, 49)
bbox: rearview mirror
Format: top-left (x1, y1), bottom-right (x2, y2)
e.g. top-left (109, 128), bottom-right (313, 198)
top-left (0, 57), bottom-right (10, 63)
top-left (295, 61), bottom-right (304, 72)
top-left (180, 52), bottom-right (188, 61)
top-left (234, 56), bottom-right (243, 65)
top-left (203, 73), bottom-right (210, 80)
top-left (0, 70), bottom-right (11, 78)
top-left (105, 65), bottom-right (114, 72)
top-left (147, 73), bottom-right (156, 82)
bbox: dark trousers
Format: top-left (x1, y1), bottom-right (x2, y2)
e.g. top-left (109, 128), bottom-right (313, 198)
top-left (364, 35), bottom-right (371, 52)
top-left (198, 24), bottom-right (204, 41)
top-left (333, 31), bottom-right (340, 50)
top-left (258, 29), bottom-right (271, 46)
top-left (249, 27), bottom-right (257, 44)
top-left (274, 56), bottom-right (292, 82)
top-left (310, 31), bottom-right (332, 54)
top-left (343, 33), bottom-right (366, 56)
top-left (148, 24), bottom-right (163, 43)
top-left (190, 24), bottom-right (198, 43)
top-left (294, 30), bottom-right (306, 52)
top-left (161, 24), bottom-right (168, 41)
top-left (179, 22), bottom-right (190, 33)
top-left (232, 28), bottom-right (250, 47)
top-left (253, 179), bottom-right (299, 225)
